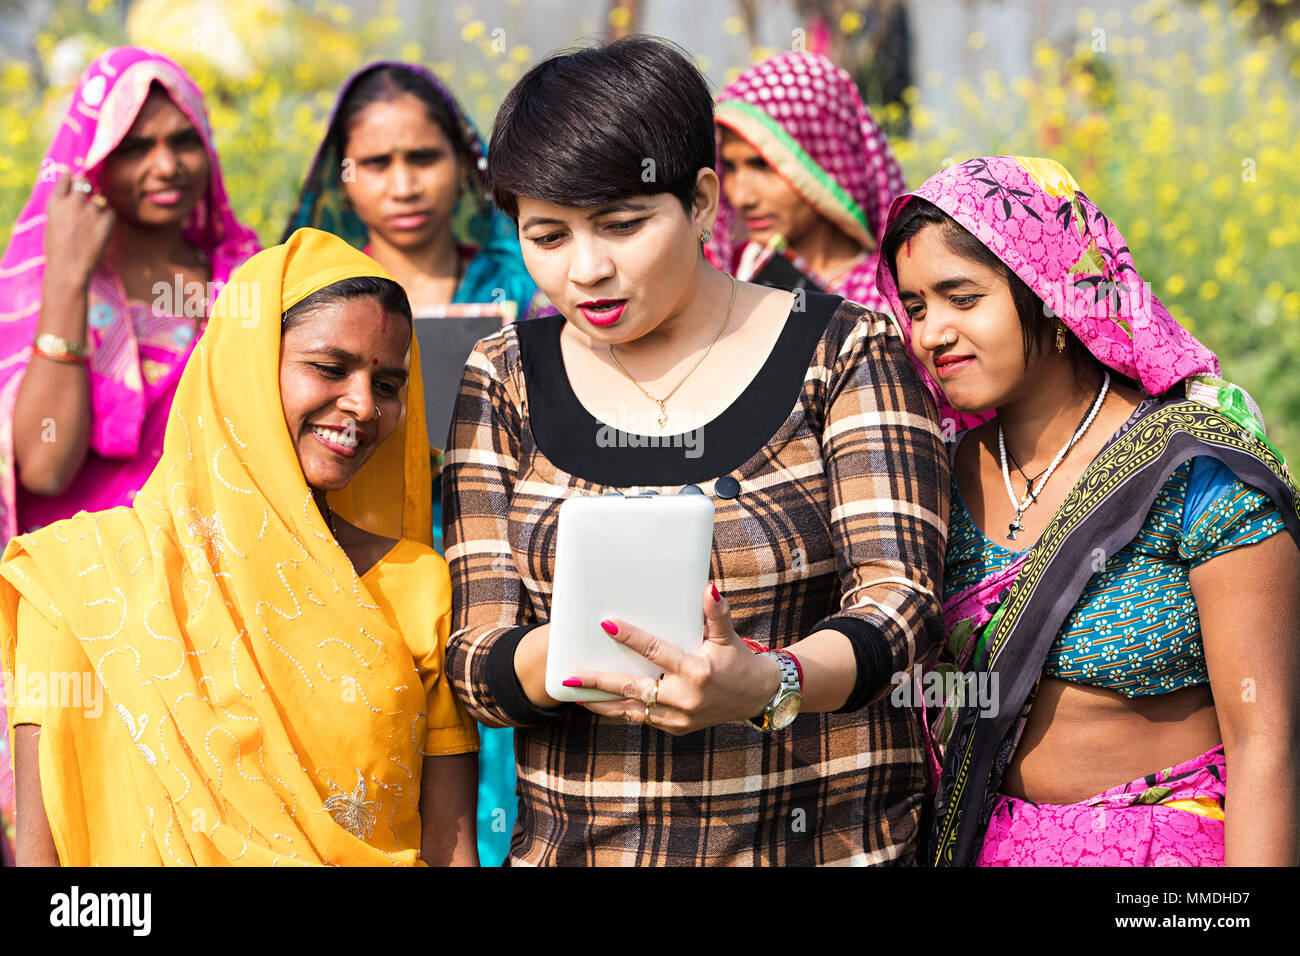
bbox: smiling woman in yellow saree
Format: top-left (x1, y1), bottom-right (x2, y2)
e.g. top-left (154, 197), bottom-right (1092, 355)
top-left (1, 228), bottom-right (478, 866)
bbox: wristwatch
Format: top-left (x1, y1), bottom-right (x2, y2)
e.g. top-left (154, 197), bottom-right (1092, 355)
top-left (747, 649), bottom-right (802, 732)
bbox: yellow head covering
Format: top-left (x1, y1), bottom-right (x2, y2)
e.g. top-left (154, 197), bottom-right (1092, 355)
top-left (0, 228), bottom-right (437, 865)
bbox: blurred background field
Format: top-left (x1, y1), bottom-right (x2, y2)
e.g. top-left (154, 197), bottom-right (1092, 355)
top-left (1, 0), bottom-right (1298, 462)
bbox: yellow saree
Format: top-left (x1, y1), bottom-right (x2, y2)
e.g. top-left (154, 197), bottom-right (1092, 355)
top-left (0, 228), bottom-right (476, 865)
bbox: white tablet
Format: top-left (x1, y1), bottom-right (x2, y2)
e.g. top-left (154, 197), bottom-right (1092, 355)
top-left (546, 491), bottom-right (715, 703)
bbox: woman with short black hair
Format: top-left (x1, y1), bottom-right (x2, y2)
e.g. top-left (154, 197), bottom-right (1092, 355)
top-left (443, 36), bottom-right (949, 866)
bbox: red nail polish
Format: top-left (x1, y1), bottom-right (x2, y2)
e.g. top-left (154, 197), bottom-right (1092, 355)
top-left (600, 620), bottom-right (618, 636)
top-left (711, 583), bottom-right (722, 602)
top-left (562, 678), bottom-right (583, 687)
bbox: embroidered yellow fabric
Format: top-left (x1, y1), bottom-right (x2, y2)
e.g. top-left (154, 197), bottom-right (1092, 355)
top-left (0, 228), bottom-right (476, 865)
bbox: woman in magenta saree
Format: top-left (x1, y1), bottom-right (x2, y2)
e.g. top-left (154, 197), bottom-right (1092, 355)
top-left (709, 51), bottom-right (905, 312)
top-left (0, 46), bottom-right (259, 862)
top-left (876, 156), bottom-right (1299, 866)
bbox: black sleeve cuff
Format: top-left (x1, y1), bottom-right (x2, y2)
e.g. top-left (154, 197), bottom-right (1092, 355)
top-left (484, 623), bottom-right (574, 726)
top-left (814, 615), bottom-right (894, 713)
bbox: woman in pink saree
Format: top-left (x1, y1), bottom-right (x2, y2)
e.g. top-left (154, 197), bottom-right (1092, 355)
top-left (0, 46), bottom-right (259, 862)
top-left (710, 51), bottom-right (905, 312)
top-left (876, 157), bottom-right (1299, 866)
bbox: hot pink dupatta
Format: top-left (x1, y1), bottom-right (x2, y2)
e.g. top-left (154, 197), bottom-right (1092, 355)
top-left (0, 46), bottom-right (258, 860)
top-left (872, 158), bottom-right (1297, 866)
top-left (710, 52), bottom-right (905, 313)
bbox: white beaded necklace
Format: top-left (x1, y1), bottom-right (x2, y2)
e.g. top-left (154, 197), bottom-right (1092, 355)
top-left (998, 371), bottom-right (1110, 540)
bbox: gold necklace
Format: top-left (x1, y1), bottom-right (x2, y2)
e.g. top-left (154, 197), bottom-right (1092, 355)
top-left (607, 274), bottom-right (738, 428)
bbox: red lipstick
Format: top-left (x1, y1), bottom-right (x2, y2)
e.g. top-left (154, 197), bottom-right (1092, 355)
top-left (577, 299), bottom-right (627, 327)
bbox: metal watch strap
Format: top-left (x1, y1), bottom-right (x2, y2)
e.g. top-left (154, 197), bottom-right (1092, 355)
top-left (747, 650), bottom-right (800, 732)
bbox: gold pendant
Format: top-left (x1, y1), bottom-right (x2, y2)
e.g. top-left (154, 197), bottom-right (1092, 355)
top-left (656, 402), bottom-right (668, 428)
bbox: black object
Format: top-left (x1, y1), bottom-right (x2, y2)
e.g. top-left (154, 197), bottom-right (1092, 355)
top-left (414, 312), bottom-right (510, 447)
top-left (750, 248), bottom-right (826, 294)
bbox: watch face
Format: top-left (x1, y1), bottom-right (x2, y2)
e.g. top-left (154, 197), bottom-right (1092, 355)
top-left (771, 691), bottom-right (801, 731)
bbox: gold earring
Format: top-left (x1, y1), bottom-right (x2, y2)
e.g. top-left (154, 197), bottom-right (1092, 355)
top-left (1055, 321), bottom-right (1067, 353)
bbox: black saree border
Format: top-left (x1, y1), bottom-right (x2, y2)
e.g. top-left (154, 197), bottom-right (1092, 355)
top-left (931, 399), bottom-right (1300, 866)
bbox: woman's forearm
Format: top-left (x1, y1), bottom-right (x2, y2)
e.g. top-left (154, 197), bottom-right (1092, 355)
top-left (13, 723), bottom-right (60, 866)
top-left (13, 277), bottom-right (93, 496)
top-left (787, 629), bottom-right (857, 713)
top-left (419, 751), bottom-right (480, 867)
top-left (1223, 736), bottom-right (1298, 866)
top-left (514, 623), bottom-right (562, 710)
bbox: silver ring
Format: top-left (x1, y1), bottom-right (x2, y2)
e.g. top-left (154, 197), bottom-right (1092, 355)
top-left (73, 180), bottom-right (93, 195)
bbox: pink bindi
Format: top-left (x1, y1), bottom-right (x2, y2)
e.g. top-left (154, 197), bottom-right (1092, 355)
top-left (905, 239), bottom-right (912, 258)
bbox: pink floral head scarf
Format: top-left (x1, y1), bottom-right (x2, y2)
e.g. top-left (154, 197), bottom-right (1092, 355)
top-left (711, 51), bottom-right (905, 312)
top-left (875, 156), bottom-right (1221, 431)
top-left (0, 46), bottom-right (259, 541)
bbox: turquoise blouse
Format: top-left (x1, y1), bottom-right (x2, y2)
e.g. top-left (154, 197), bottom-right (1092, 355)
top-left (944, 456), bottom-right (1285, 696)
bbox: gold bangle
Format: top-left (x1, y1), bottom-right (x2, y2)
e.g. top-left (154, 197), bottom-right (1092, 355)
top-left (33, 333), bottom-right (90, 363)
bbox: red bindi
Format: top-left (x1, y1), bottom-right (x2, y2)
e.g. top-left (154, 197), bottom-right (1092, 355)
top-left (371, 358), bottom-right (378, 365)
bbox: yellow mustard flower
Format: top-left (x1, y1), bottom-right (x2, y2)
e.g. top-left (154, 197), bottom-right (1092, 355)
top-left (1014, 157), bottom-right (1081, 199)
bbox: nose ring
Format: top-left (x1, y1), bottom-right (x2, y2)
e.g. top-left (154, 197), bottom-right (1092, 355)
top-left (942, 331), bottom-right (956, 346)
top-left (375, 406), bottom-right (382, 420)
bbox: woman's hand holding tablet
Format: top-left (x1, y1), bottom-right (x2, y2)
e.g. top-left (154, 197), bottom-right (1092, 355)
top-left (538, 490), bottom-right (785, 733)
top-left (561, 584), bottom-right (784, 734)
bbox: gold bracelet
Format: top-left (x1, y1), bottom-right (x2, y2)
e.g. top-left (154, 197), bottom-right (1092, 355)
top-left (32, 333), bottom-right (91, 364)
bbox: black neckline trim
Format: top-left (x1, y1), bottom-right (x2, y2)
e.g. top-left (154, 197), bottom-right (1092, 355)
top-left (517, 293), bottom-right (845, 485)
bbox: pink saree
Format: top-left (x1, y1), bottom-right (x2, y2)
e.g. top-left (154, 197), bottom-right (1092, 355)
top-left (976, 746), bottom-right (1227, 866)
top-left (0, 46), bottom-right (258, 861)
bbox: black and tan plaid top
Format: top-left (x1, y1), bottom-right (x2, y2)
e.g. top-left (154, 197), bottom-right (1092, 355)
top-left (443, 293), bottom-right (950, 866)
